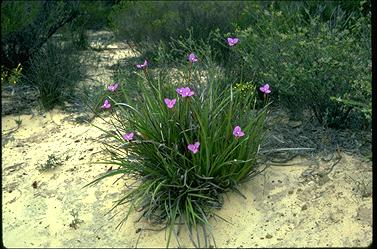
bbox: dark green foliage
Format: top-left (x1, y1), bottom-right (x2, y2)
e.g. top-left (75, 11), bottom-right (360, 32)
top-left (1, 1), bottom-right (80, 69)
top-left (1, 1), bottom-right (41, 38)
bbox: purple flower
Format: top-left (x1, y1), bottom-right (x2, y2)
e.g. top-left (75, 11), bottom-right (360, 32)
top-left (101, 99), bottom-right (111, 109)
top-left (123, 132), bottom-right (134, 141)
top-left (188, 142), bottom-right (200, 154)
top-left (227, 37), bottom-right (239, 46)
top-left (164, 98), bottom-right (176, 109)
top-left (259, 84), bottom-right (271, 94)
top-left (107, 83), bottom-right (119, 92)
top-left (233, 126), bottom-right (245, 138)
top-left (188, 53), bottom-right (198, 63)
top-left (176, 87), bottom-right (195, 97)
top-left (136, 60), bottom-right (148, 69)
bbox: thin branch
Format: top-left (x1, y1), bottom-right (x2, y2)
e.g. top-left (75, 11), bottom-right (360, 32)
top-left (259, 147), bottom-right (316, 154)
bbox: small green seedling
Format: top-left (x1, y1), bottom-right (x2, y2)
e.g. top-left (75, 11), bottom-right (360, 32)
top-left (39, 154), bottom-right (63, 172)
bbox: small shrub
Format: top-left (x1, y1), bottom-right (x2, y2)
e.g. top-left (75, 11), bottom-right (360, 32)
top-left (330, 97), bottom-right (371, 128)
top-left (1, 63), bottom-right (23, 86)
top-left (86, 51), bottom-right (269, 247)
top-left (68, 209), bottom-right (84, 230)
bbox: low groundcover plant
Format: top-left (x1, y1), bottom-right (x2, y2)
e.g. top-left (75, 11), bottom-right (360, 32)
top-left (85, 47), bottom-right (270, 247)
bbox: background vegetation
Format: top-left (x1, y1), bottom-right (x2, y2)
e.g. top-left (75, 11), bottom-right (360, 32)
top-left (2, 0), bottom-right (370, 125)
top-left (108, 0), bottom-right (371, 129)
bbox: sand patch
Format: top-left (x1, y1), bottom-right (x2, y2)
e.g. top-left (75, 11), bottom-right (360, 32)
top-left (2, 111), bottom-right (372, 248)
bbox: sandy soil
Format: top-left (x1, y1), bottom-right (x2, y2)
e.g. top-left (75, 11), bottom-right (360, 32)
top-left (2, 31), bottom-right (372, 248)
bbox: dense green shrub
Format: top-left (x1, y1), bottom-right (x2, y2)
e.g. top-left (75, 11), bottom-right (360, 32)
top-left (87, 52), bottom-right (269, 247)
top-left (232, 3), bottom-right (371, 128)
top-left (1, 1), bottom-right (80, 69)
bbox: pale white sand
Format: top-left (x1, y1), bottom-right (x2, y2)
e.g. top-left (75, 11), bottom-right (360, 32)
top-left (2, 110), bottom-right (372, 248)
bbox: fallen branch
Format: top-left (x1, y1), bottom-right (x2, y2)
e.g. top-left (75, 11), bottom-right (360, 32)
top-left (259, 147), bottom-right (316, 154)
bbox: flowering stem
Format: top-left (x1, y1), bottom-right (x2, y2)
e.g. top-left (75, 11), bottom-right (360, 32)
top-left (263, 94), bottom-right (269, 106)
top-left (188, 62), bottom-right (192, 82)
top-left (143, 68), bottom-right (148, 78)
top-left (240, 60), bottom-right (244, 84)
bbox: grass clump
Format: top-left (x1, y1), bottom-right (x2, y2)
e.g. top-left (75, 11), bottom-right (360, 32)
top-left (25, 41), bottom-right (87, 110)
top-left (86, 45), bottom-right (269, 247)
